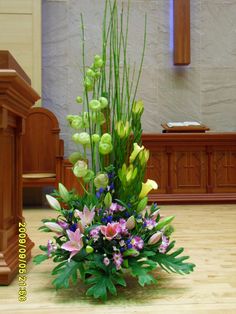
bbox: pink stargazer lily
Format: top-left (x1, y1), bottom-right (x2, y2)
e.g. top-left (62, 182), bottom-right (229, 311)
top-left (100, 222), bottom-right (120, 240)
top-left (61, 228), bottom-right (83, 261)
top-left (74, 206), bottom-right (95, 227)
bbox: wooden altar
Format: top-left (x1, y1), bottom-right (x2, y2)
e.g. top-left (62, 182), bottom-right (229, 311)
top-left (143, 133), bottom-right (236, 204)
top-left (0, 52), bottom-right (40, 284)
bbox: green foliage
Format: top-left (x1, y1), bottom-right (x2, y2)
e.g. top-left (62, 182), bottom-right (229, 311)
top-left (129, 257), bottom-right (157, 287)
top-left (151, 241), bottom-right (196, 275)
top-left (33, 254), bottom-right (48, 265)
top-left (52, 260), bottom-right (80, 289)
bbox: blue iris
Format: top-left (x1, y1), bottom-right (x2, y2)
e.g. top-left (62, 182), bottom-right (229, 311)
top-left (120, 247), bottom-right (125, 253)
top-left (99, 187), bottom-right (104, 194)
top-left (101, 217), bottom-right (107, 224)
top-left (106, 215), bottom-right (113, 223)
top-left (69, 223), bottom-right (77, 232)
top-left (127, 243), bottom-right (133, 249)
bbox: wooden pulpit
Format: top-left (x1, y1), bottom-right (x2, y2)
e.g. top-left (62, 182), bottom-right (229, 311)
top-left (0, 51), bottom-right (40, 284)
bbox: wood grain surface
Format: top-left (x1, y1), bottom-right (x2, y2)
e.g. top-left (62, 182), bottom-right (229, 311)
top-left (0, 204), bottom-right (236, 313)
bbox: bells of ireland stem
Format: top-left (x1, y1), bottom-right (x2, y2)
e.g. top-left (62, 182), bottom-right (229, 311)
top-left (129, 143), bottom-right (145, 163)
top-left (68, 152), bottom-right (83, 165)
top-left (58, 183), bottom-right (70, 202)
top-left (99, 97), bottom-right (108, 109)
top-left (89, 99), bottom-right (101, 112)
top-left (73, 160), bottom-right (88, 178)
top-left (132, 100), bottom-right (144, 116)
top-left (72, 132), bottom-right (90, 146)
top-left (139, 179), bottom-right (158, 199)
top-left (76, 96), bottom-right (83, 104)
top-left (94, 173), bottom-right (109, 189)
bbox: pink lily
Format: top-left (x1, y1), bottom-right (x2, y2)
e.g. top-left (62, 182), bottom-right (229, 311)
top-left (100, 222), bottom-right (120, 241)
top-left (74, 206), bottom-right (95, 227)
top-left (61, 228), bottom-right (83, 261)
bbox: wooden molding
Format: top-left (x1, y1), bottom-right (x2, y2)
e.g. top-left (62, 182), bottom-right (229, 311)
top-left (173, 0), bottom-right (191, 65)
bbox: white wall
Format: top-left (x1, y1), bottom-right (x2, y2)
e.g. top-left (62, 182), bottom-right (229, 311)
top-left (42, 0), bottom-right (236, 156)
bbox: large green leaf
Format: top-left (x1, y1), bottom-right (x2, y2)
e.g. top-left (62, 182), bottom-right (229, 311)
top-left (52, 260), bottom-right (79, 289)
top-left (129, 258), bottom-right (157, 287)
top-left (33, 254), bottom-right (48, 265)
top-left (151, 241), bottom-right (196, 275)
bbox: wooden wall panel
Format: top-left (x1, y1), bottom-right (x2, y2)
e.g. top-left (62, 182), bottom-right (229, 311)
top-left (0, 0), bottom-right (41, 103)
top-left (142, 133), bottom-right (236, 204)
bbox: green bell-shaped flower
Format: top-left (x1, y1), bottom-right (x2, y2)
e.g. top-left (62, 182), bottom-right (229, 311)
top-left (76, 96), bottom-right (83, 104)
top-left (99, 142), bottom-right (113, 155)
top-left (94, 173), bottom-right (109, 189)
top-left (68, 152), bottom-right (83, 165)
top-left (92, 134), bottom-right (100, 143)
top-left (100, 133), bottom-right (112, 144)
top-left (99, 97), bottom-right (108, 109)
top-left (73, 160), bottom-right (88, 178)
top-left (89, 99), bottom-right (101, 112)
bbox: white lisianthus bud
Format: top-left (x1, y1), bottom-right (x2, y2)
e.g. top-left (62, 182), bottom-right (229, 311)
top-left (46, 195), bottom-right (61, 211)
top-left (148, 231), bottom-right (162, 245)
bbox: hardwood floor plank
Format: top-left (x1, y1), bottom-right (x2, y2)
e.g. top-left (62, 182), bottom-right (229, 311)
top-left (0, 204), bottom-right (236, 313)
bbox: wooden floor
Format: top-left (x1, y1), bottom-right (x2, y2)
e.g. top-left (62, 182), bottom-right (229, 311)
top-left (1, 204), bottom-right (236, 313)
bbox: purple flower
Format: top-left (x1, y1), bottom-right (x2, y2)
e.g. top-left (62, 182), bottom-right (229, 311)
top-left (158, 235), bottom-right (169, 254)
top-left (131, 236), bottom-right (144, 250)
top-left (47, 240), bottom-right (57, 256)
top-left (144, 218), bottom-right (157, 230)
top-left (109, 202), bottom-right (124, 213)
top-left (113, 253), bottom-right (123, 270)
top-left (69, 223), bottom-right (78, 232)
top-left (58, 221), bottom-right (69, 229)
top-left (90, 227), bottom-right (100, 241)
top-left (118, 219), bottom-right (128, 234)
top-left (103, 257), bottom-right (110, 266)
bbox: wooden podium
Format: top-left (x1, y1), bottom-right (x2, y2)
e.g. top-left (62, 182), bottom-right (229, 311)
top-left (0, 52), bottom-right (40, 284)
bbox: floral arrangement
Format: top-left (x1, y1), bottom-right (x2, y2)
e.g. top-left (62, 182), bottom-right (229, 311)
top-left (33, 0), bottom-right (195, 301)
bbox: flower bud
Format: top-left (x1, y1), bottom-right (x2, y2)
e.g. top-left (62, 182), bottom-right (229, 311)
top-left (99, 142), bottom-right (113, 155)
top-left (89, 99), bottom-right (101, 112)
top-left (84, 77), bottom-right (94, 91)
top-left (132, 100), bottom-right (144, 115)
top-left (71, 117), bottom-right (83, 130)
top-left (126, 216), bottom-right (135, 230)
top-left (129, 143), bottom-right (144, 163)
top-left (76, 96), bottom-right (83, 104)
top-left (92, 134), bottom-right (100, 143)
top-left (148, 231), bottom-right (162, 245)
top-left (86, 69), bottom-right (95, 78)
top-left (68, 152), bottom-right (83, 165)
top-left (123, 248), bottom-right (139, 257)
top-left (58, 183), bottom-right (70, 202)
top-left (99, 97), bottom-right (108, 109)
top-left (44, 222), bottom-right (63, 233)
top-left (104, 192), bottom-right (112, 208)
top-left (46, 195), bottom-right (61, 211)
top-left (85, 245), bottom-right (94, 254)
top-left (136, 197), bottom-right (148, 213)
top-left (101, 133), bottom-right (112, 144)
